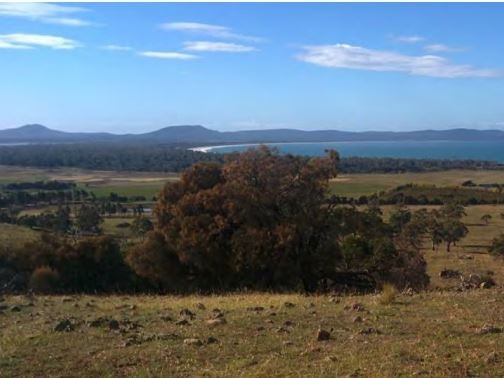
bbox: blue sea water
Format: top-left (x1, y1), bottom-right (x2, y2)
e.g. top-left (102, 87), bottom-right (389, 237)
top-left (204, 141), bottom-right (504, 163)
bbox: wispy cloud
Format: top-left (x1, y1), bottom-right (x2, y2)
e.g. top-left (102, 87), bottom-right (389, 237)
top-left (0, 3), bottom-right (94, 27)
top-left (183, 41), bottom-right (256, 53)
top-left (139, 51), bottom-right (198, 60)
top-left (101, 44), bottom-right (133, 51)
top-left (161, 22), bottom-right (262, 42)
top-left (0, 33), bottom-right (80, 50)
top-left (395, 35), bottom-right (425, 43)
top-left (424, 43), bottom-right (465, 53)
top-left (297, 43), bottom-right (500, 78)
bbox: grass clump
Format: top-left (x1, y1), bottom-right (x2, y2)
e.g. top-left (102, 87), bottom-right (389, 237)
top-left (378, 283), bottom-right (398, 305)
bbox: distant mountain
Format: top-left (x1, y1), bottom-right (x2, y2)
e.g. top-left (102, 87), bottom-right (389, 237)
top-left (2, 124), bottom-right (504, 145)
top-left (0, 124), bottom-right (115, 143)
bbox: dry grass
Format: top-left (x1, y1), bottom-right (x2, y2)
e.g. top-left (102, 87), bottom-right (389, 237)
top-left (377, 284), bottom-right (398, 305)
top-left (1, 289), bottom-right (504, 377)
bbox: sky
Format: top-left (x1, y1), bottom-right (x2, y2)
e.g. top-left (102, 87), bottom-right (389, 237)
top-left (1, 2), bottom-right (504, 133)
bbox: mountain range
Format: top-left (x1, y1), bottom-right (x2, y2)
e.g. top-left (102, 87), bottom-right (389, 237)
top-left (2, 124), bottom-right (504, 145)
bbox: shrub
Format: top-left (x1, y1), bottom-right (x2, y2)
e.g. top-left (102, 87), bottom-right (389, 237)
top-left (378, 283), bottom-right (398, 305)
top-left (29, 266), bottom-right (60, 293)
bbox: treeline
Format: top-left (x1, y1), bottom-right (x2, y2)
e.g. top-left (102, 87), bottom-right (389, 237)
top-left (330, 184), bottom-right (504, 206)
top-left (0, 143), bottom-right (502, 173)
top-left (2, 147), bottom-right (433, 294)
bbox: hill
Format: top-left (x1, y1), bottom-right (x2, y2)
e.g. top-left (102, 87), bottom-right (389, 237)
top-left (2, 124), bottom-right (504, 145)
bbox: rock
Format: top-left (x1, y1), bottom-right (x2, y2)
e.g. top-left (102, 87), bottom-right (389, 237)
top-left (485, 351), bottom-right (500, 364)
top-left (283, 302), bottom-right (295, 309)
top-left (175, 319), bottom-right (190, 326)
top-left (481, 282), bottom-right (492, 289)
top-left (358, 327), bottom-right (381, 335)
top-left (439, 269), bottom-right (461, 279)
top-left (184, 338), bottom-right (203, 346)
top-left (353, 316), bottom-right (363, 323)
top-left (179, 308), bottom-right (195, 320)
top-left (276, 326), bottom-right (290, 334)
top-left (211, 309), bottom-right (224, 319)
top-left (247, 306), bottom-right (265, 312)
top-left (109, 320), bottom-right (120, 330)
top-left (195, 303), bottom-right (206, 310)
top-left (87, 317), bottom-right (110, 328)
top-left (11, 305), bottom-right (21, 312)
top-left (478, 324), bottom-right (503, 335)
top-left (206, 318), bottom-right (227, 327)
top-left (317, 328), bottom-right (331, 341)
top-left (345, 303), bottom-right (365, 312)
top-left (160, 314), bottom-right (173, 322)
top-left (206, 336), bottom-right (219, 344)
top-left (54, 319), bottom-right (75, 332)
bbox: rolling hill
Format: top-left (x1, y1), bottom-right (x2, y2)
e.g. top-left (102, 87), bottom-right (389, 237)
top-left (2, 124), bottom-right (504, 145)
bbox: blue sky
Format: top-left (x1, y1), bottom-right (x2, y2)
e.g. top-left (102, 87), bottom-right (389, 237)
top-left (1, 2), bottom-right (503, 133)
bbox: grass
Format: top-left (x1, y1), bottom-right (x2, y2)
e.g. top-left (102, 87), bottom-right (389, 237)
top-left (329, 169), bottom-right (504, 197)
top-left (2, 289), bottom-right (504, 377)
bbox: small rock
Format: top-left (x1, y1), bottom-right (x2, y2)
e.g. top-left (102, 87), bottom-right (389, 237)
top-left (358, 327), bottom-right (381, 335)
top-left (54, 319), bottom-right (75, 332)
top-left (247, 306), bottom-right (265, 312)
top-left (11, 305), bottom-right (21, 312)
top-left (485, 351), bottom-right (500, 364)
top-left (478, 324), bottom-right (503, 335)
top-left (109, 320), bottom-right (120, 330)
top-left (276, 326), bottom-right (290, 334)
top-left (206, 336), bottom-right (219, 344)
top-left (206, 318), bottom-right (227, 327)
top-left (439, 269), bottom-right (461, 279)
top-left (175, 319), bottom-right (190, 326)
top-left (179, 308), bottom-right (195, 320)
top-left (317, 328), bottom-right (331, 341)
top-left (183, 338), bottom-right (203, 346)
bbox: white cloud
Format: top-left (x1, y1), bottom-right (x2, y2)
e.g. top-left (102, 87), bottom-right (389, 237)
top-left (297, 43), bottom-right (500, 78)
top-left (183, 41), bottom-right (256, 52)
top-left (0, 3), bottom-right (93, 27)
top-left (101, 44), bottom-right (133, 51)
top-left (0, 33), bottom-right (80, 50)
top-left (161, 22), bottom-right (262, 42)
top-left (139, 51), bottom-right (198, 60)
top-left (424, 44), bottom-right (465, 53)
top-left (395, 35), bottom-right (425, 43)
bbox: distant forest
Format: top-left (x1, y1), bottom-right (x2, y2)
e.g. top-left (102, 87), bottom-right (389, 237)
top-left (0, 143), bottom-right (502, 173)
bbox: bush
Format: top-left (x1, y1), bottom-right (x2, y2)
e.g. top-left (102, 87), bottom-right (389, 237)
top-left (29, 266), bottom-right (60, 293)
top-left (378, 283), bottom-right (398, 305)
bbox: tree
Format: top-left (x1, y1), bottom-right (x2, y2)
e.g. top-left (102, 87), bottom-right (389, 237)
top-left (153, 147), bottom-right (340, 292)
top-left (440, 219), bottom-right (468, 252)
top-left (481, 214), bottom-right (492, 225)
top-left (389, 204), bottom-right (412, 234)
top-left (131, 216), bottom-right (154, 237)
top-left (76, 204), bottom-right (103, 234)
top-left (489, 234), bottom-right (504, 257)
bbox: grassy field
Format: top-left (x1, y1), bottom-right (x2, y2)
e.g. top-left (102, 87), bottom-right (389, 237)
top-left (0, 165), bottom-right (177, 199)
top-left (330, 170), bottom-right (504, 197)
top-left (2, 289), bottom-right (504, 377)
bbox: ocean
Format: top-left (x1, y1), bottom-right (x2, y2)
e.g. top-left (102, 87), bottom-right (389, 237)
top-left (198, 141), bottom-right (504, 163)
